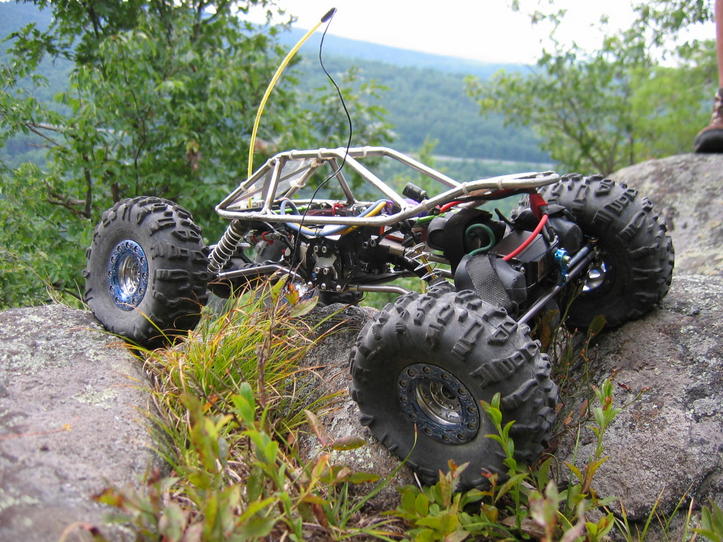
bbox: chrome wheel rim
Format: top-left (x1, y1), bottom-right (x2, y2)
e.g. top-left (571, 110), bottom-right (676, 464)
top-left (582, 261), bottom-right (609, 293)
top-left (107, 240), bottom-right (148, 310)
top-left (398, 363), bottom-right (479, 444)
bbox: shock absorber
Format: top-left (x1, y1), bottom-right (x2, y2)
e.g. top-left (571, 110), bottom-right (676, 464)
top-left (208, 219), bottom-right (246, 273)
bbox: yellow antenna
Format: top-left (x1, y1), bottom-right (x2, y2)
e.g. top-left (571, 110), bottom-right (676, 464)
top-left (247, 8), bottom-right (337, 179)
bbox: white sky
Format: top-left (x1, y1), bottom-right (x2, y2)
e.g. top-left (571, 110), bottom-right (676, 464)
top-left (248, 0), bottom-right (716, 64)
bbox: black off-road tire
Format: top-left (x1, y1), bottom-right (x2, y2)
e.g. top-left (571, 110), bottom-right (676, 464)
top-left (84, 197), bottom-right (209, 346)
top-left (351, 289), bottom-right (557, 489)
top-left (538, 174), bottom-right (674, 329)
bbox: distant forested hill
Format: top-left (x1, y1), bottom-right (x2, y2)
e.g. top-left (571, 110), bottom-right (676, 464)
top-left (0, 1), bottom-right (51, 36)
top-left (291, 54), bottom-right (546, 162)
top-left (280, 27), bottom-right (526, 79)
top-left (283, 27), bottom-right (546, 163)
top-left (0, 2), bottom-right (547, 167)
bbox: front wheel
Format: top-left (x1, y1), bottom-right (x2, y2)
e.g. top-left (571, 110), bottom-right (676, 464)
top-left (84, 197), bottom-right (209, 346)
top-left (351, 289), bottom-right (557, 489)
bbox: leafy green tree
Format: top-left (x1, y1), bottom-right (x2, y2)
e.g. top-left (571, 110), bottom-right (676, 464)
top-left (467, 1), bottom-right (716, 175)
top-left (0, 1), bottom-right (392, 308)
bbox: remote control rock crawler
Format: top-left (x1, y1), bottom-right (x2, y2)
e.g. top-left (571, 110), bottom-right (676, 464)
top-left (84, 146), bottom-right (674, 489)
top-left (84, 4), bottom-right (673, 491)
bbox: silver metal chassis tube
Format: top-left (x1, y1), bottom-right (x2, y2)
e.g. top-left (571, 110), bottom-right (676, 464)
top-left (215, 264), bottom-right (304, 283)
top-left (216, 172), bottom-right (560, 226)
top-left (381, 147), bottom-right (460, 188)
top-left (517, 250), bottom-right (596, 325)
top-left (262, 158), bottom-right (284, 212)
top-left (347, 284), bottom-right (412, 295)
top-left (342, 155), bottom-right (408, 208)
top-left (329, 158), bottom-right (356, 204)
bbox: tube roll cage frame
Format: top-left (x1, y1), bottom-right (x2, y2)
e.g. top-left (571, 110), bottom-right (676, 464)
top-left (216, 147), bottom-right (561, 227)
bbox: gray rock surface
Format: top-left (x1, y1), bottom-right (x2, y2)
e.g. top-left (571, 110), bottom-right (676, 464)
top-left (0, 304), bottom-right (155, 541)
top-left (556, 274), bottom-right (722, 521)
top-left (302, 274), bottom-right (722, 522)
top-left (299, 304), bottom-right (416, 511)
top-left (611, 153), bottom-right (723, 276)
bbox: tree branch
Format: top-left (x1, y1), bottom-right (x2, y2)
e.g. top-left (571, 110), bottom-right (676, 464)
top-left (24, 122), bottom-right (63, 147)
top-left (44, 181), bottom-right (91, 219)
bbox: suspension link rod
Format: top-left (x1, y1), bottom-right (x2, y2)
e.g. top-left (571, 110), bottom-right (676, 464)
top-left (517, 250), bottom-right (596, 325)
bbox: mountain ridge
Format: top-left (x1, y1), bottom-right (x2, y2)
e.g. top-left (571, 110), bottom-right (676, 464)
top-left (0, 3), bottom-right (527, 77)
top-left (0, 2), bottom-right (547, 167)
top-left (279, 27), bottom-right (527, 78)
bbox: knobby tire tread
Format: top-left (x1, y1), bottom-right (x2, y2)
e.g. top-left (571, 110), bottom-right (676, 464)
top-left (351, 290), bottom-right (557, 489)
top-left (84, 196), bottom-right (209, 346)
top-left (537, 174), bottom-right (674, 328)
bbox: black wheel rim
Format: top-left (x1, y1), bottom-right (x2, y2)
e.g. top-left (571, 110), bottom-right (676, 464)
top-left (398, 363), bottom-right (480, 444)
top-left (107, 240), bottom-right (149, 310)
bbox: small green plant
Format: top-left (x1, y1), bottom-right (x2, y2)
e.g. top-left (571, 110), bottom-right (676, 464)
top-left (696, 502), bottom-right (723, 542)
top-left (94, 283), bottom-right (400, 540)
top-left (390, 380), bottom-right (619, 541)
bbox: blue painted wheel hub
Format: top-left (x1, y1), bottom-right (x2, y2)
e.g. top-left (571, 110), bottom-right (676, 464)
top-left (107, 240), bottom-right (149, 310)
top-left (398, 363), bottom-right (480, 444)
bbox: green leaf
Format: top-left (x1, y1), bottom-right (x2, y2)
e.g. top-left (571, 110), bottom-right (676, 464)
top-left (93, 487), bottom-right (125, 508)
top-left (158, 501), bottom-right (186, 542)
top-left (231, 385), bottom-right (256, 426)
top-left (237, 497), bottom-right (277, 524)
top-left (535, 457), bottom-right (553, 490)
top-left (695, 502), bottom-right (723, 542)
top-left (566, 462), bottom-right (584, 485)
top-left (289, 295), bottom-right (318, 318)
top-left (236, 516), bottom-right (277, 539)
top-left (400, 486), bottom-right (420, 513)
top-left (494, 472), bottom-right (528, 503)
top-left (331, 436), bottom-right (366, 451)
top-left (345, 471), bottom-right (381, 484)
top-left (415, 492), bottom-right (430, 516)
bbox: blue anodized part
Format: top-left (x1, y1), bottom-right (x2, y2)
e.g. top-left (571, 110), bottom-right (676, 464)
top-left (554, 248), bottom-right (570, 281)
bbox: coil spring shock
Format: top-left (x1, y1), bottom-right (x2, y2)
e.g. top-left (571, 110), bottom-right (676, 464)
top-left (208, 219), bottom-right (246, 273)
top-left (406, 242), bottom-right (443, 282)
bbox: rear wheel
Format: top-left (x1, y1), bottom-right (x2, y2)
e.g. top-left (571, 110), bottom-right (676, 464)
top-left (351, 289), bottom-right (557, 489)
top-left (84, 197), bottom-right (209, 346)
top-left (538, 174), bottom-right (674, 329)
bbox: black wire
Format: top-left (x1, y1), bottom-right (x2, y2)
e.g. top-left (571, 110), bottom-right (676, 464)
top-left (288, 10), bottom-right (354, 275)
top-left (317, 14), bottom-right (354, 168)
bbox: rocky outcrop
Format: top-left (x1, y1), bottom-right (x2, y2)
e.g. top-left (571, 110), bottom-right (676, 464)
top-left (611, 153), bottom-right (723, 276)
top-left (299, 305), bottom-right (417, 510)
top-left (299, 273), bottom-right (722, 520)
top-left (0, 304), bottom-right (155, 542)
top-left (556, 274), bottom-right (722, 520)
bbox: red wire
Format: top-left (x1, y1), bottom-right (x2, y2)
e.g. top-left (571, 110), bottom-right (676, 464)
top-left (502, 214), bottom-right (549, 262)
top-left (529, 192), bottom-right (547, 219)
top-left (438, 200), bottom-right (464, 213)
